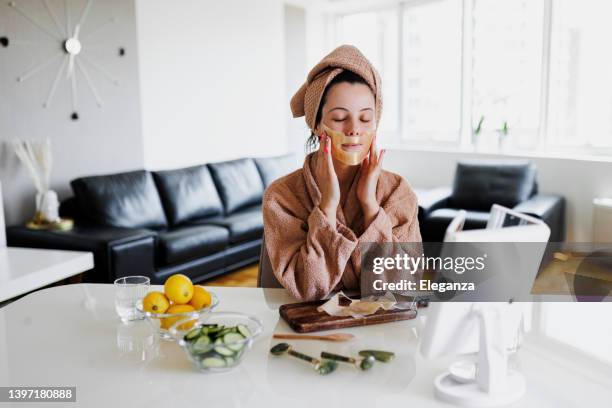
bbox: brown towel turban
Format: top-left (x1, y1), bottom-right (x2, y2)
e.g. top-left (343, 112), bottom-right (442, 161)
top-left (290, 44), bottom-right (383, 131)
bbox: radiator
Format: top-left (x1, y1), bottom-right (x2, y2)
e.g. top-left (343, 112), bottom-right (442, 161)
top-left (593, 198), bottom-right (612, 242)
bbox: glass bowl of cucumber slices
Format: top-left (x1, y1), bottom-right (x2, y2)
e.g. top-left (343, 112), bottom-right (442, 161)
top-left (170, 311), bottom-right (263, 373)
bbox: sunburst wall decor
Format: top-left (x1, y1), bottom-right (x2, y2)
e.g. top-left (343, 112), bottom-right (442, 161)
top-left (5, 0), bottom-right (124, 120)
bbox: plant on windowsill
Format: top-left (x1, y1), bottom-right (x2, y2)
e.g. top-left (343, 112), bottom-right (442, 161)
top-left (497, 121), bottom-right (510, 151)
top-left (472, 115), bottom-right (510, 152)
top-left (472, 115), bottom-right (485, 146)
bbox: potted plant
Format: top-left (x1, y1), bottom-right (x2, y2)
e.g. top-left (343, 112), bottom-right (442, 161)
top-left (472, 115), bottom-right (510, 152)
top-left (497, 121), bottom-right (510, 151)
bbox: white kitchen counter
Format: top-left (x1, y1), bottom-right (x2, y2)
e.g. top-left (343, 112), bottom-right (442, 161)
top-left (0, 247), bottom-right (93, 303)
top-left (0, 284), bottom-right (610, 407)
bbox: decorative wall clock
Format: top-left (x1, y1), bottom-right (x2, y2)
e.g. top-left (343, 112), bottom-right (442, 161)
top-left (4, 0), bottom-right (125, 121)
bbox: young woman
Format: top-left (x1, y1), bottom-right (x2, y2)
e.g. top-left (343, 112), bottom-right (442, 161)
top-left (262, 45), bottom-right (421, 301)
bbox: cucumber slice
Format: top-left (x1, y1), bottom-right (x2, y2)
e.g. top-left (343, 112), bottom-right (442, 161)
top-left (213, 338), bottom-right (234, 356)
top-left (223, 333), bottom-right (244, 343)
top-left (191, 335), bottom-right (211, 353)
top-left (228, 343), bottom-right (245, 353)
top-left (184, 328), bottom-right (202, 342)
top-left (224, 356), bottom-right (235, 366)
top-left (214, 346), bottom-right (234, 356)
top-left (217, 328), bottom-right (235, 337)
top-left (201, 357), bottom-right (226, 368)
top-left (236, 324), bottom-right (251, 338)
top-left (223, 333), bottom-right (245, 352)
top-left (206, 326), bottom-right (224, 336)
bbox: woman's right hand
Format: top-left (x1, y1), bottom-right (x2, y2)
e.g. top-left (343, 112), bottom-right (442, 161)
top-left (315, 133), bottom-right (340, 226)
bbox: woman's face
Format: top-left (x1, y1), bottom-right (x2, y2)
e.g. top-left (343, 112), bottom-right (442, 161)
top-left (317, 82), bottom-right (376, 165)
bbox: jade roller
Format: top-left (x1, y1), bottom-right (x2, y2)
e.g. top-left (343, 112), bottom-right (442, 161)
top-left (320, 351), bottom-right (376, 371)
top-left (270, 343), bottom-right (338, 375)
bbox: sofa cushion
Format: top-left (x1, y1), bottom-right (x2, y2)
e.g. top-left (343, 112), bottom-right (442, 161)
top-left (153, 165), bottom-right (224, 226)
top-left (254, 154), bottom-right (297, 187)
top-left (71, 170), bottom-right (167, 229)
top-left (191, 205), bottom-right (263, 245)
top-left (157, 225), bottom-right (229, 265)
top-left (208, 158), bottom-right (264, 214)
top-left (450, 160), bottom-right (537, 211)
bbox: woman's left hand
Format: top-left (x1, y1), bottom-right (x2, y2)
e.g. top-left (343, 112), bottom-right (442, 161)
top-left (357, 134), bottom-right (385, 227)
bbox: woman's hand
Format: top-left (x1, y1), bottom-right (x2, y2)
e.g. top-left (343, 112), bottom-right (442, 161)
top-left (357, 135), bottom-right (385, 228)
top-left (315, 133), bottom-right (340, 226)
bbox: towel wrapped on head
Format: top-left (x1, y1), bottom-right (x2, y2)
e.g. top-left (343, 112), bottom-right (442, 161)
top-left (290, 44), bottom-right (383, 131)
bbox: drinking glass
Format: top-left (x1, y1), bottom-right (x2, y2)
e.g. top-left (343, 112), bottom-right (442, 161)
top-left (114, 276), bottom-right (150, 323)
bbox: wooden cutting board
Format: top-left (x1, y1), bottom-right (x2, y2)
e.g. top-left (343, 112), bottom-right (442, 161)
top-left (279, 298), bottom-right (428, 333)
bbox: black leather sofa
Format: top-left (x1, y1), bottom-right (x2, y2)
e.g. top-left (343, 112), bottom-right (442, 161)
top-left (7, 154), bottom-right (297, 284)
top-left (417, 160), bottom-right (565, 242)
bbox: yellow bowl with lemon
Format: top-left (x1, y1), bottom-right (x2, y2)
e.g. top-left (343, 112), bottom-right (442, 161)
top-left (137, 274), bottom-right (219, 340)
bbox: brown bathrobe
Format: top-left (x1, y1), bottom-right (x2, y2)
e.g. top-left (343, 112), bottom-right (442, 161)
top-left (262, 152), bottom-right (422, 301)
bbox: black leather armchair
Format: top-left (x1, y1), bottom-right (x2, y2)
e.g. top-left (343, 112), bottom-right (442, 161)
top-left (7, 154), bottom-right (297, 284)
top-left (417, 160), bottom-right (565, 242)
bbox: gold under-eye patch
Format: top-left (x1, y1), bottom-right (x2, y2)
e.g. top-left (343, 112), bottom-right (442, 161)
top-left (322, 124), bottom-right (374, 166)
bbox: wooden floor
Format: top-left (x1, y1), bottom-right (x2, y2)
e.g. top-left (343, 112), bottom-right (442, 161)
top-left (532, 251), bottom-right (612, 295)
top-left (203, 264), bottom-right (259, 287)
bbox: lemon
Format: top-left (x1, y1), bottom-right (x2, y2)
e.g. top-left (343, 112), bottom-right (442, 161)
top-left (164, 274), bottom-right (194, 304)
top-left (142, 291), bottom-right (170, 314)
top-left (189, 286), bottom-right (212, 310)
top-left (160, 304), bottom-right (196, 330)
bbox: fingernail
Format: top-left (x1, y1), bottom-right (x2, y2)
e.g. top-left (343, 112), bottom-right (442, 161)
top-left (324, 146), bottom-right (329, 153)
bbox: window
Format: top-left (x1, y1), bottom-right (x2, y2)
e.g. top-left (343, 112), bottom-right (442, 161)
top-left (471, 0), bottom-right (544, 149)
top-left (402, 0), bottom-right (462, 143)
top-left (332, 0), bottom-right (612, 157)
top-left (336, 9), bottom-right (399, 139)
top-left (547, 0), bottom-right (612, 149)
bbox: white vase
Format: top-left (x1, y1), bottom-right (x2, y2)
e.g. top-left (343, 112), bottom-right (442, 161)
top-left (35, 190), bottom-right (60, 223)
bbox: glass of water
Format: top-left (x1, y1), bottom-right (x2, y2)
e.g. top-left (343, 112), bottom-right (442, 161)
top-left (114, 276), bottom-right (150, 323)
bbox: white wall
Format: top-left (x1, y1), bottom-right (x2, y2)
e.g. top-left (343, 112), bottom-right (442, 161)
top-left (284, 3), bottom-right (337, 157)
top-left (0, 0), bottom-right (144, 225)
top-left (136, 0), bottom-right (288, 170)
top-left (385, 148), bottom-right (612, 242)
top-left (284, 4), bottom-right (308, 156)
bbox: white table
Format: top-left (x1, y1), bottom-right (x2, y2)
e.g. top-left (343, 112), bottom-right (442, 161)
top-left (0, 247), bottom-right (93, 302)
top-left (0, 284), bottom-right (610, 407)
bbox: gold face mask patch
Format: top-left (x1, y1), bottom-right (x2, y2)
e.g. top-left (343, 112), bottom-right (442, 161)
top-left (322, 124), bottom-right (374, 166)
